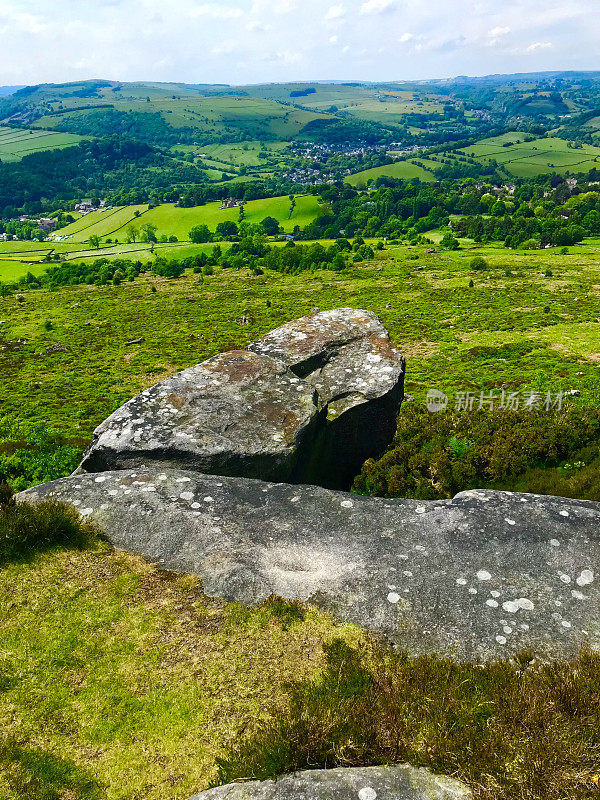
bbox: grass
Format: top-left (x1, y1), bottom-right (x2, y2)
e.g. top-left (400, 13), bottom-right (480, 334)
top-left (0, 528), bottom-right (361, 800)
top-left (0, 488), bottom-right (98, 564)
top-left (0, 126), bottom-right (83, 162)
top-left (55, 196), bottom-right (321, 243)
top-left (2, 237), bottom-right (600, 448)
top-left (458, 134), bottom-right (600, 178)
top-left (1, 516), bottom-right (598, 800)
top-left (215, 638), bottom-right (600, 800)
top-left (346, 160), bottom-right (436, 186)
top-left (32, 93), bottom-right (329, 143)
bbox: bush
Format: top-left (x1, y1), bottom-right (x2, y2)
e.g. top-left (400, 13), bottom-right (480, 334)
top-left (470, 256), bottom-right (488, 270)
top-left (0, 417), bottom-right (83, 492)
top-left (0, 488), bottom-right (100, 564)
top-left (353, 404), bottom-right (600, 500)
top-left (214, 638), bottom-right (600, 800)
top-left (440, 233), bottom-right (460, 250)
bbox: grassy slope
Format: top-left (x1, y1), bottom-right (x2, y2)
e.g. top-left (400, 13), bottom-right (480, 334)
top-left (54, 196), bottom-right (321, 243)
top-left (0, 126), bottom-right (83, 161)
top-left (0, 543), bottom-right (359, 800)
top-left (346, 160), bottom-right (436, 185)
top-left (2, 239), bottom-right (600, 442)
top-left (459, 134), bottom-right (600, 177)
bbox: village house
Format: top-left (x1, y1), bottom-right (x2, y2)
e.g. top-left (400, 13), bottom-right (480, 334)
top-left (220, 198), bottom-right (245, 210)
top-left (74, 201), bottom-right (97, 214)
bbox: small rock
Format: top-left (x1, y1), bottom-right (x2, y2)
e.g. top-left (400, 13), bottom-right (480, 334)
top-left (45, 343), bottom-right (67, 354)
top-left (125, 337), bottom-right (145, 346)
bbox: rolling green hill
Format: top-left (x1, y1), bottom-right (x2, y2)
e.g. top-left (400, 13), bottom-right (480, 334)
top-left (0, 125), bottom-right (82, 161)
top-left (55, 195), bottom-right (321, 243)
top-left (459, 134), bottom-right (600, 177)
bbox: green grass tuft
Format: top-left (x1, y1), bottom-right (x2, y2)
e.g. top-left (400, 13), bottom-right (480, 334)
top-left (214, 638), bottom-right (600, 799)
top-left (0, 490), bottom-right (100, 564)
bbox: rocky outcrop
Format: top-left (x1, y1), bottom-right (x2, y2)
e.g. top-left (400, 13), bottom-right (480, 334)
top-left (248, 309), bottom-right (405, 488)
top-left (21, 470), bottom-right (600, 662)
top-left (78, 350), bottom-right (321, 482)
top-left (187, 765), bottom-right (472, 800)
top-left (78, 310), bottom-right (405, 489)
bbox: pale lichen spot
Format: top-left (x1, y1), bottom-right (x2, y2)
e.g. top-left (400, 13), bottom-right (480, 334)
top-left (576, 569), bottom-right (594, 586)
top-left (358, 788), bottom-right (377, 800)
top-left (495, 635), bottom-right (507, 645)
top-left (387, 592), bottom-right (400, 604)
top-left (477, 570), bottom-right (492, 581)
top-left (340, 500), bottom-right (354, 509)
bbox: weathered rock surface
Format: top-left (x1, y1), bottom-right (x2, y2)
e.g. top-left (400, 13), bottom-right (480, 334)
top-left (78, 350), bottom-right (321, 482)
top-left (187, 765), bottom-right (472, 800)
top-left (78, 309), bottom-right (405, 489)
top-left (21, 470), bottom-right (600, 661)
top-left (248, 309), bottom-right (405, 488)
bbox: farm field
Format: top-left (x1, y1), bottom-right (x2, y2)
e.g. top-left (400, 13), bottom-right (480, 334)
top-left (55, 195), bottom-right (321, 243)
top-left (194, 140), bottom-right (289, 168)
top-left (458, 134), bottom-right (600, 177)
top-left (346, 159), bottom-right (436, 185)
top-left (0, 125), bottom-right (83, 161)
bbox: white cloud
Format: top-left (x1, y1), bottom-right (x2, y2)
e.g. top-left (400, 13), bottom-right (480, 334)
top-left (360, 0), bottom-right (396, 15)
top-left (325, 3), bottom-right (345, 19)
top-left (329, 34), bottom-right (338, 43)
top-left (526, 40), bottom-right (552, 52)
top-left (489, 26), bottom-right (510, 38)
top-left (398, 32), bottom-right (414, 43)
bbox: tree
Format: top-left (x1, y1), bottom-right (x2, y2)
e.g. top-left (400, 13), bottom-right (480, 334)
top-left (260, 216), bottom-right (280, 236)
top-left (189, 224), bottom-right (212, 243)
top-left (88, 234), bottom-right (100, 248)
top-left (440, 233), bottom-right (460, 250)
top-left (216, 221), bottom-right (238, 238)
top-left (140, 223), bottom-right (158, 243)
top-left (125, 225), bottom-right (139, 244)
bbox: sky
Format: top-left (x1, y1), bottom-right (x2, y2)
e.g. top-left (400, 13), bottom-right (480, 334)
top-left (0, 0), bottom-right (597, 87)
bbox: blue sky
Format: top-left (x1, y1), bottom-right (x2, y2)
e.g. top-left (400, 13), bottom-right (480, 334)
top-left (0, 0), bottom-right (596, 85)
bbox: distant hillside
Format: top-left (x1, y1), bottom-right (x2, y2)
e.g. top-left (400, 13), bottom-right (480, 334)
top-left (0, 86), bottom-right (24, 97)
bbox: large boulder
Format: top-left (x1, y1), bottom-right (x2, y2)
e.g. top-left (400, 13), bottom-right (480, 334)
top-left (248, 309), bottom-right (405, 489)
top-left (187, 765), bottom-right (472, 800)
top-left (21, 470), bottom-right (600, 662)
top-left (78, 350), bottom-right (321, 483)
top-left (78, 309), bottom-right (405, 489)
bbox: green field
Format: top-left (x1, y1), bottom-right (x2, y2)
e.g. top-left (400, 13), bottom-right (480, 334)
top-left (2, 237), bottom-right (600, 439)
top-left (55, 196), bottom-right (321, 243)
top-left (346, 159), bottom-right (436, 186)
top-left (459, 134), bottom-right (600, 177)
top-left (0, 126), bottom-right (83, 161)
top-left (32, 93), bottom-right (329, 143)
